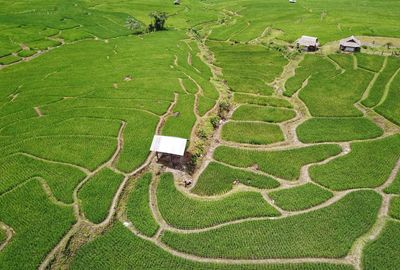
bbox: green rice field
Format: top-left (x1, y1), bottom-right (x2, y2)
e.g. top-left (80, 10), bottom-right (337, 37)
top-left (1, 0), bottom-right (399, 269)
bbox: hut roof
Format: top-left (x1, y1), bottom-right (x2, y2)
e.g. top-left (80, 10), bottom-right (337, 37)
top-left (340, 36), bottom-right (361, 48)
top-left (150, 135), bottom-right (187, 156)
top-left (297, 36), bottom-right (319, 47)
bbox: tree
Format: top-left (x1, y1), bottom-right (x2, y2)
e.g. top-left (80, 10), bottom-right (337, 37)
top-left (125, 17), bottom-right (142, 32)
top-left (149, 11), bottom-right (168, 31)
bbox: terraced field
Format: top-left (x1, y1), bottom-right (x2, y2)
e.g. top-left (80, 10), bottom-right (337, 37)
top-left (1, 0), bottom-right (400, 269)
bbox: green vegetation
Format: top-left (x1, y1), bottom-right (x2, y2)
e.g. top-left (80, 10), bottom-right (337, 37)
top-left (162, 191), bottom-right (381, 259)
top-left (297, 117), bottom-right (383, 143)
top-left (71, 223), bottom-right (353, 270)
top-left (193, 162), bottom-right (280, 196)
top-left (0, 54), bottom-right (20, 65)
top-left (17, 49), bottom-right (36, 58)
top-left (234, 93), bottom-right (292, 108)
top-left (157, 173), bottom-right (280, 229)
top-left (162, 94), bottom-right (196, 139)
top-left (385, 173), bottom-right (400, 194)
top-left (232, 105), bottom-right (296, 123)
top-left (375, 69), bottom-right (400, 125)
top-left (389, 197), bottom-right (400, 220)
top-left (356, 54), bottom-right (385, 72)
top-left (363, 221), bottom-right (400, 270)
top-left (0, 180), bottom-right (75, 269)
top-left (222, 122), bottom-right (284, 145)
top-left (127, 173), bottom-right (159, 237)
top-left (79, 168), bottom-right (124, 224)
top-left (208, 41), bottom-right (287, 95)
top-left (0, 154), bottom-right (86, 203)
top-left (299, 55), bottom-right (373, 117)
top-left (311, 135), bottom-right (400, 190)
top-left (269, 184), bottom-right (333, 211)
top-left (284, 55), bottom-right (324, 96)
top-left (362, 57), bottom-right (400, 108)
top-left (214, 144), bottom-right (342, 180)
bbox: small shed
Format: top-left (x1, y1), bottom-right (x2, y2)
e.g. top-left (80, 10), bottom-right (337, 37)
top-left (289, 0), bottom-right (296, 3)
top-left (340, 36), bottom-right (361, 52)
top-left (150, 135), bottom-right (187, 166)
top-left (296, 36), bottom-right (320, 51)
top-left (174, 0), bottom-right (181, 5)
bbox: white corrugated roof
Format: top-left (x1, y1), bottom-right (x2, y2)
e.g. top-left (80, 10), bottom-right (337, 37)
top-left (150, 135), bottom-right (187, 156)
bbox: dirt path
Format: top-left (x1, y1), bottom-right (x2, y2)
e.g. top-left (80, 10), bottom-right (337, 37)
top-left (34, 106), bottom-right (43, 117)
top-left (0, 222), bottom-right (14, 252)
top-left (360, 56), bottom-right (387, 102)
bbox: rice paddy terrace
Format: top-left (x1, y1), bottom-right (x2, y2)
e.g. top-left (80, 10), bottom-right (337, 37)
top-left (0, 0), bottom-right (400, 269)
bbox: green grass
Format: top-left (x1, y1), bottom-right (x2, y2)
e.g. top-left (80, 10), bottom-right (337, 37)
top-left (269, 183), bottom-right (333, 211)
top-left (389, 197), bottom-right (400, 220)
top-left (385, 173), bottom-right (400, 195)
top-left (214, 144), bottom-right (342, 180)
top-left (71, 222), bottom-right (353, 270)
top-left (0, 179), bottom-right (75, 269)
top-left (284, 55), bottom-right (325, 97)
top-left (310, 135), bottom-right (400, 190)
top-left (299, 55), bottom-right (373, 117)
top-left (162, 94), bottom-right (196, 139)
top-left (362, 57), bottom-right (400, 107)
top-left (0, 154), bottom-right (86, 204)
top-left (0, 54), bottom-right (21, 65)
top-left (161, 190), bottom-right (381, 259)
top-left (127, 173), bottom-right (159, 237)
top-left (362, 221), bottom-right (400, 270)
top-left (79, 168), bottom-right (124, 224)
top-left (232, 105), bottom-right (296, 123)
top-left (157, 173), bottom-right (280, 229)
top-left (297, 117), bottom-right (383, 143)
top-left (193, 162), bottom-right (280, 196)
top-left (208, 41), bottom-right (287, 95)
top-left (375, 68), bottom-right (400, 125)
top-left (222, 122), bottom-right (284, 145)
top-left (356, 53), bottom-right (385, 72)
top-left (17, 49), bottom-right (36, 58)
top-left (234, 93), bottom-right (292, 108)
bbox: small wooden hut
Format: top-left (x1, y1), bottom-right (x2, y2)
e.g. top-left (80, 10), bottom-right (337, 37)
top-left (296, 36), bottom-right (320, 51)
top-left (340, 36), bottom-right (361, 52)
top-left (150, 135), bottom-right (187, 167)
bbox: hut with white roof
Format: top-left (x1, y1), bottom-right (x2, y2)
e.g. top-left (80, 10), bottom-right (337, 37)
top-left (296, 36), bottom-right (320, 51)
top-left (340, 36), bottom-right (361, 52)
top-left (150, 135), bottom-right (187, 167)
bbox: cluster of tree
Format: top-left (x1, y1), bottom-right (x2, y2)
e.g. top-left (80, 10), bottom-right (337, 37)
top-left (125, 11), bottom-right (168, 34)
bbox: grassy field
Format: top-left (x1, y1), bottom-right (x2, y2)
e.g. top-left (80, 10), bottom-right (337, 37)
top-left (0, 180), bottom-right (75, 269)
top-left (1, 0), bottom-right (399, 268)
top-left (214, 144), bottom-right (342, 180)
top-left (362, 221), bottom-right (400, 270)
top-left (297, 117), bottom-right (383, 143)
top-left (126, 173), bottom-right (159, 237)
top-left (162, 191), bottom-right (381, 259)
top-left (71, 222), bottom-right (353, 270)
top-left (78, 168), bottom-right (124, 224)
top-left (269, 183), bottom-right (333, 211)
top-left (221, 122), bottom-right (284, 145)
top-left (157, 173), bottom-right (280, 229)
top-left (193, 162), bottom-right (280, 196)
top-left (389, 197), bottom-right (400, 220)
top-left (232, 105), bottom-right (296, 123)
top-left (310, 135), bottom-right (400, 190)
